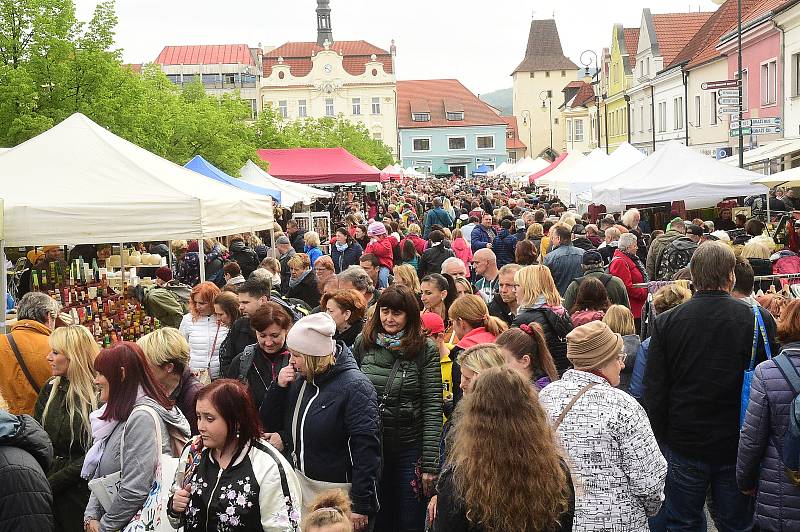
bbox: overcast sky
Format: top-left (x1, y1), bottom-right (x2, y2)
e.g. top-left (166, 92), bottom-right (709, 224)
top-left (73, 0), bottom-right (722, 96)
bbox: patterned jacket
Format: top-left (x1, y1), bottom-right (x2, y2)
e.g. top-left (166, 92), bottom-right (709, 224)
top-left (539, 370), bottom-right (667, 532)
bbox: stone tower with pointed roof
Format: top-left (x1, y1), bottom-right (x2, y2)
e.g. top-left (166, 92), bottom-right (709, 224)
top-left (317, 0), bottom-right (333, 46)
top-left (512, 19), bottom-right (579, 158)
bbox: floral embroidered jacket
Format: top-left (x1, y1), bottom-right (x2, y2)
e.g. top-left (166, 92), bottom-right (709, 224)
top-left (169, 437), bottom-right (302, 532)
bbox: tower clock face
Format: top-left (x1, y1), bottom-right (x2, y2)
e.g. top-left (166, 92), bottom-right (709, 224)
top-left (324, 64), bottom-right (333, 73)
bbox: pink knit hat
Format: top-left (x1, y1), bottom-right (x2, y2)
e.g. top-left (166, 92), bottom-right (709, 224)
top-left (367, 221), bottom-right (387, 237)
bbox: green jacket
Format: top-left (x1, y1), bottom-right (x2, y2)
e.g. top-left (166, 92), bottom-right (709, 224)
top-left (142, 286), bottom-right (184, 329)
top-left (35, 377), bottom-right (94, 532)
top-left (353, 334), bottom-right (442, 474)
top-left (563, 268), bottom-right (631, 312)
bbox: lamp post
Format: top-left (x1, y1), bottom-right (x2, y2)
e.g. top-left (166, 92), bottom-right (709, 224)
top-left (580, 49), bottom-right (602, 151)
top-left (521, 109), bottom-right (532, 158)
top-left (539, 90), bottom-right (553, 156)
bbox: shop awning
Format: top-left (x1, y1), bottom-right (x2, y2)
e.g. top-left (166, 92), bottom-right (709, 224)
top-left (257, 147), bottom-right (381, 185)
top-left (724, 137), bottom-right (800, 167)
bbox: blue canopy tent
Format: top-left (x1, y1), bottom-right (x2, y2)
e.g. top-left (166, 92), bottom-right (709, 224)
top-left (185, 155), bottom-right (281, 203)
top-left (473, 163), bottom-right (491, 176)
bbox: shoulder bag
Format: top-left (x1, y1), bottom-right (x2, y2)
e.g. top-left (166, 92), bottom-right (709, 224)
top-left (6, 333), bottom-right (40, 394)
top-left (741, 304), bottom-right (773, 428)
top-left (554, 382), bottom-right (598, 429)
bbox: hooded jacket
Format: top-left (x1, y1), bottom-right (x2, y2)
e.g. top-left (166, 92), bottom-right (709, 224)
top-left (450, 238), bottom-right (473, 277)
top-left (330, 241), bottom-right (364, 273)
top-left (179, 314), bottom-right (229, 379)
top-left (226, 344), bottom-right (291, 410)
top-left (0, 320), bottom-right (53, 415)
top-left (365, 236), bottom-right (398, 270)
top-left (0, 411), bottom-right (54, 531)
top-left (229, 240), bottom-right (259, 278)
top-left (84, 397), bottom-right (190, 531)
top-left (261, 343), bottom-right (381, 516)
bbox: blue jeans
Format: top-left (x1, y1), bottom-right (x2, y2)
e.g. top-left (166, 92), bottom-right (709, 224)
top-left (374, 447), bottom-right (425, 532)
top-left (378, 266), bottom-right (390, 289)
top-left (663, 448), bottom-right (753, 532)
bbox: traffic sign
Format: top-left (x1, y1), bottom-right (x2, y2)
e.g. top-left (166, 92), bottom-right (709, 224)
top-left (730, 128), bottom-right (752, 137)
top-left (730, 117), bottom-right (781, 129)
top-left (702, 79), bottom-right (740, 90)
top-left (717, 96), bottom-right (741, 106)
top-left (718, 89), bottom-right (740, 97)
top-left (718, 106), bottom-right (741, 115)
top-left (752, 126), bottom-right (781, 135)
top-left (730, 120), bottom-right (751, 129)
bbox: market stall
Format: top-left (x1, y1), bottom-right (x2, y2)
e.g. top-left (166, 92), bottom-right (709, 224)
top-left (185, 155), bottom-right (281, 203)
top-left (239, 160), bottom-right (334, 207)
top-left (257, 147), bottom-right (382, 185)
top-left (548, 148), bottom-right (608, 202)
top-left (528, 152), bottom-right (568, 183)
top-left (536, 150), bottom-right (591, 189)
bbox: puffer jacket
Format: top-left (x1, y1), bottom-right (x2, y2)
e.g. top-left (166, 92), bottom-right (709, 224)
top-left (0, 411), bottom-right (54, 532)
top-left (737, 344), bottom-right (800, 530)
top-left (539, 370), bottom-right (667, 532)
top-left (418, 244), bottom-right (455, 278)
top-left (330, 242), bottom-right (363, 273)
top-left (492, 229), bottom-right (517, 268)
top-left (229, 240), bottom-right (259, 278)
top-left (0, 320), bottom-right (53, 415)
top-left (304, 245), bottom-right (323, 266)
top-left (365, 236), bottom-right (398, 270)
top-left (34, 378), bottom-right (92, 532)
top-left (179, 314), bottom-right (229, 379)
top-left (450, 238), bottom-right (473, 278)
top-left (353, 334), bottom-right (443, 474)
top-left (261, 343), bottom-right (381, 516)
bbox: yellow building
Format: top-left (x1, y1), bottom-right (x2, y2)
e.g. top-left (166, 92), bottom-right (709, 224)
top-left (602, 25), bottom-right (638, 152)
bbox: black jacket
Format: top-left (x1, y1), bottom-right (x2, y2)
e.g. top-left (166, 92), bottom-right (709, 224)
top-left (287, 271), bottom-right (321, 309)
top-left (330, 242), bottom-right (364, 273)
top-left (572, 236), bottom-right (596, 251)
top-left (418, 245), bottom-right (455, 278)
top-left (644, 291), bottom-right (778, 463)
top-left (261, 344), bottom-right (381, 516)
top-left (335, 320), bottom-right (364, 349)
top-left (278, 249), bottom-right (296, 295)
top-left (226, 344), bottom-right (291, 410)
top-left (487, 295), bottom-right (514, 326)
top-left (219, 316), bottom-right (256, 376)
top-left (289, 230), bottom-right (306, 253)
top-left (229, 241), bottom-right (259, 278)
top-left (0, 412), bottom-right (54, 532)
top-left (513, 307), bottom-right (572, 376)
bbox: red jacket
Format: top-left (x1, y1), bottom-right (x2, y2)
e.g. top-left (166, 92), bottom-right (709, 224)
top-left (455, 327), bottom-right (497, 349)
top-left (450, 238), bottom-right (473, 278)
top-left (609, 249), bottom-right (648, 318)
top-left (365, 235), bottom-right (398, 270)
top-left (401, 234), bottom-right (427, 256)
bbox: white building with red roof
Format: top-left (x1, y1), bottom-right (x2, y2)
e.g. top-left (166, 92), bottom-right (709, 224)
top-left (153, 44), bottom-right (262, 118)
top-left (260, 1), bottom-right (398, 154)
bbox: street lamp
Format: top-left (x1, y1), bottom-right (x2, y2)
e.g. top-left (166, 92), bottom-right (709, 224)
top-left (521, 109), bottom-right (532, 158)
top-left (580, 49), bottom-right (602, 151)
top-left (539, 90), bottom-right (553, 156)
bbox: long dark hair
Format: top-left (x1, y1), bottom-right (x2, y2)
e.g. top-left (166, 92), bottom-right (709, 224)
top-left (362, 285), bottom-right (426, 358)
top-left (421, 273), bottom-right (457, 323)
top-left (336, 227), bottom-right (354, 245)
top-left (571, 276), bottom-right (611, 313)
top-left (401, 239), bottom-right (419, 261)
top-left (196, 379), bottom-right (262, 458)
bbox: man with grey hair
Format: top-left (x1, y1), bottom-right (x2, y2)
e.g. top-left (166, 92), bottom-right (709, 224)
top-left (621, 208), bottom-right (647, 262)
top-left (441, 257), bottom-right (467, 279)
top-left (275, 235), bottom-right (296, 295)
top-left (338, 265), bottom-right (378, 307)
top-left (645, 241), bottom-right (777, 531)
top-left (598, 227), bottom-right (621, 265)
top-left (0, 292), bottom-right (59, 414)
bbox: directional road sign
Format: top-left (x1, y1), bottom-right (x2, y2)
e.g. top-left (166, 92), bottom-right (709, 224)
top-left (718, 89), bottom-right (740, 97)
top-left (702, 79), bottom-right (740, 90)
top-left (718, 106), bottom-right (741, 115)
top-left (730, 126), bottom-right (781, 137)
top-left (730, 117), bottom-right (781, 129)
top-left (717, 96), bottom-right (741, 106)
top-left (730, 128), bottom-right (752, 137)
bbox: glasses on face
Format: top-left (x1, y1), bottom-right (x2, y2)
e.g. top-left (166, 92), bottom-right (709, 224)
top-left (618, 352), bottom-right (628, 364)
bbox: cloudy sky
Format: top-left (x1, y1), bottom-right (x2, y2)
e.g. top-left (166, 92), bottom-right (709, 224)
top-left (73, 0), bottom-right (722, 96)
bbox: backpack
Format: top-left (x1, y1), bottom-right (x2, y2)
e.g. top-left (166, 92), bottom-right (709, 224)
top-left (574, 273), bottom-right (614, 292)
top-left (270, 295), bottom-right (311, 323)
top-left (655, 237), bottom-right (698, 281)
top-left (773, 352), bottom-right (800, 487)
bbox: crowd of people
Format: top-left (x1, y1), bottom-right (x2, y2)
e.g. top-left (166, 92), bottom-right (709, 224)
top-left (1, 174), bottom-right (800, 532)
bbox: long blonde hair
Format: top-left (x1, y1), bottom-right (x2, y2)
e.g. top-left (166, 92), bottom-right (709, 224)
top-left (42, 325), bottom-right (99, 451)
top-left (515, 265), bottom-right (561, 307)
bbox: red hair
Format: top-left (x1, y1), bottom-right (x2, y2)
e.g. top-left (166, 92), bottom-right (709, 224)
top-left (196, 379), bottom-right (262, 456)
top-left (190, 281), bottom-right (220, 319)
top-left (94, 342), bottom-right (173, 421)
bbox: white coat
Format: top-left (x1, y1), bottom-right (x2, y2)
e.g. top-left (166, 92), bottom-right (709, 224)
top-left (178, 314), bottom-right (228, 379)
top-left (539, 369), bottom-right (667, 532)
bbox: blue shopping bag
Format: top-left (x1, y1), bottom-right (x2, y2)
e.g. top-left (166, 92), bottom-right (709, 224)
top-left (741, 304), bottom-right (773, 428)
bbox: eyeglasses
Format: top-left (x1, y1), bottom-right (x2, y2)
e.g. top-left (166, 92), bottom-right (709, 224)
top-left (618, 352), bottom-right (628, 364)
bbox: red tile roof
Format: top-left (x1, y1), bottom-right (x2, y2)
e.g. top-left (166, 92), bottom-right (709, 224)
top-left (623, 28), bottom-right (640, 68)
top-left (564, 80), bottom-right (585, 89)
top-left (501, 116), bottom-right (528, 150)
top-left (155, 44), bottom-right (256, 66)
top-left (397, 80), bottom-right (508, 129)
top-left (263, 40), bottom-right (392, 77)
top-left (571, 82), bottom-right (597, 107)
top-left (513, 19), bottom-right (579, 73)
top-left (652, 12), bottom-right (714, 65)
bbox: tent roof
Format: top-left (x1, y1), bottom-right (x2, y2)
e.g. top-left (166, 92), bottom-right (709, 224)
top-left (592, 140), bottom-right (768, 209)
top-left (256, 147), bottom-right (381, 185)
top-left (239, 160), bottom-right (333, 207)
top-left (752, 166), bottom-right (800, 188)
top-left (537, 151), bottom-right (589, 187)
top-left (185, 155), bottom-right (281, 202)
top-left (567, 143), bottom-right (646, 197)
top-left (551, 148), bottom-right (608, 198)
top-left (529, 152), bottom-right (567, 182)
top-left (0, 113), bottom-right (274, 246)
top-left (508, 157), bottom-right (550, 177)
top-left (724, 137), bottom-right (800, 167)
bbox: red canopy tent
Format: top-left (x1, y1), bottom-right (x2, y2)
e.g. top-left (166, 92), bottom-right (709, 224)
top-left (528, 152), bottom-right (567, 183)
top-left (257, 147), bottom-right (382, 185)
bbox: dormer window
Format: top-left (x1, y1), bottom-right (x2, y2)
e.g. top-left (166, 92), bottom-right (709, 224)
top-left (412, 113), bottom-right (431, 122)
top-left (446, 111), bottom-right (464, 121)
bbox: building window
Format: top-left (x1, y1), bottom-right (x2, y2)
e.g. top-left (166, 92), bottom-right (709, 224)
top-left (546, 71), bottom-right (551, 78)
top-left (640, 105), bottom-right (645, 132)
top-left (761, 60), bottom-right (777, 105)
top-left (325, 98), bottom-right (335, 116)
top-left (695, 95), bottom-right (701, 127)
top-left (506, 129), bottom-right (514, 139)
top-left (547, 90), bottom-right (553, 98)
top-left (741, 69), bottom-right (749, 111)
top-left (278, 100), bottom-right (288, 118)
top-left (224, 73), bottom-right (236, 85)
top-left (575, 119), bottom-right (584, 142)
top-left (630, 108), bottom-right (634, 134)
top-left (674, 97), bottom-right (683, 130)
top-left (250, 99), bottom-right (258, 119)
top-left (412, 138), bottom-right (430, 152)
top-left (412, 113), bottom-right (430, 122)
top-left (793, 53), bottom-right (800, 96)
top-left (446, 111), bottom-right (464, 121)
top-left (477, 135), bottom-right (494, 149)
top-left (561, 70), bottom-right (566, 77)
top-left (373, 132), bottom-right (382, 140)
top-left (568, 119), bottom-right (573, 142)
top-left (298, 99), bottom-right (307, 118)
top-left (448, 137), bottom-right (466, 150)
top-left (372, 97), bottom-right (381, 114)
top-left (710, 92), bottom-right (717, 125)
top-left (508, 151), bottom-right (517, 163)
top-left (352, 97), bottom-right (361, 115)
top-left (529, 72), bottom-right (535, 78)
top-left (658, 102), bottom-right (667, 132)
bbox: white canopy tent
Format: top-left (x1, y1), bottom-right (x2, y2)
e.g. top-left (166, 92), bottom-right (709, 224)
top-left (404, 166), bottom-right (425, 178)
top-left (240, 160), bottom-right (333, 207)
top-left (592, 140), bottom-right (768, 210)
top-left (549, 148), bottom-right (608, 200)
top-left (570, 143), bottom-right (646, 200)
top-left (535, 151), bottom-right (588, 188)
top-left (487, 161), bottom-right (511, 177)
top-left (752, 166), bottom-right (800, 188)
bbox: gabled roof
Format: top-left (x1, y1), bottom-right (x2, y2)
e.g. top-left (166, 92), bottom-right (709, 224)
top-left (396, 80), bottom-right (507, 129)
top-left (513, 19), bottom-right (579, 73)
top-left (263, 40), bottom-right (392, 77)
top-left (651, 12), bottom-right (713, 65)
top-left (501, 116), bottom-right (527, 150)
top-left (571, 82), bottom-right (597, 107)
top-left (623, 28), bottom-right (640, 68)
top-left (155, 44), bottom-right (256, 66)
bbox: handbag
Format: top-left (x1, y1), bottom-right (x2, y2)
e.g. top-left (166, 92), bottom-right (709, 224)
top-left (87, 405), bottom-right (180, 532)
top-left (196, 322), bottom-right (221, 385)
top-left (290, 381), bottom-right (351, 511)
top-left (741, 304), bottom-right (773, 428)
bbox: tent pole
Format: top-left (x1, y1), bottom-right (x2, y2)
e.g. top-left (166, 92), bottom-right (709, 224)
top-left (270, 227), bottom-right (276, 259)
top-left (199, 240), bottom-right (206, 283)
top-left (1, 242), bottom-right (6, 332)
top-left (119, 242), bottom-right (125, 295)
top-left (167, 241), bottom-right (173, 271)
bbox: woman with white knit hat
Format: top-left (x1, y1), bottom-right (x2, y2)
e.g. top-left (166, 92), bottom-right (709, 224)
top-left (260, 312), bottom-right (380, 532)
top-left (539, 321), bottom-right (667, 532)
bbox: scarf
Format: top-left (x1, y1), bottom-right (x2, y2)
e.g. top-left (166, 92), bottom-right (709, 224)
top-left (288, 268), bottom-right (311, 289)
top-left (376, 330), bottom-right (405, 350)
top-left (335, 242), bottom-right (348, 252)
top-left (624, 251), bottom-right (650, 283)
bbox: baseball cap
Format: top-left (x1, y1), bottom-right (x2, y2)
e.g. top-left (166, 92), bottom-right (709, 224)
top-left (421, 312), bottom-right (445, 336)
top-left (686, 224), bottom-right (705, 236)
top-left (582, 250), bottom-right (603, 265)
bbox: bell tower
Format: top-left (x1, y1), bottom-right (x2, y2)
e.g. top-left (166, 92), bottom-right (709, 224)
top-left (316, 0), bottom-right (333, 46)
